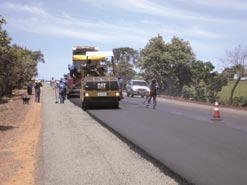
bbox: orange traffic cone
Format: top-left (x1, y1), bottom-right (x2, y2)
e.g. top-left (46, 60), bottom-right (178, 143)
top-left (211, 100), bottom-right (222, 121)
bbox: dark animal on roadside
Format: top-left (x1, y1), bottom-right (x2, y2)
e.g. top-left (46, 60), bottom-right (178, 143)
top-left (22, 95), bottom-right (30, 104)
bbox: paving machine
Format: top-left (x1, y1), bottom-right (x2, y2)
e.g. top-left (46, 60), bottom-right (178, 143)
top-left (67, 46), bottom-right (121, 109)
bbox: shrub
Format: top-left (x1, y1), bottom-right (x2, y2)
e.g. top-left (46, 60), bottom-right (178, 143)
top-left (232, 96), bottom-right (247, 107)
top-left (182, 85), bottom-right (195, 100)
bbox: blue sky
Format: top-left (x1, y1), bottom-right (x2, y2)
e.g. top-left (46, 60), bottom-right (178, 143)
top-left (0, 0), bottom-right (246, 80)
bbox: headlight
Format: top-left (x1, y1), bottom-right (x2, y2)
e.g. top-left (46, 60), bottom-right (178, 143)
top-left (85, 92), bottom-right (89, 97)
top-left (132, 87), bottom-right (138, 91)
top-left (116, 92), bottom-right (120, 96)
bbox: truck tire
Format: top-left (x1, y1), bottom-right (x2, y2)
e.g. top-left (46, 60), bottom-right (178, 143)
top-left (113, 102), bottom-right (119, 109)
top-left (82, 101), bottom-right (87, 110)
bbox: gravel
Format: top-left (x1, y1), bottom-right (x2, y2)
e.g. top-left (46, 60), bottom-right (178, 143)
top-left (38, 84), bottom-right (187, 185)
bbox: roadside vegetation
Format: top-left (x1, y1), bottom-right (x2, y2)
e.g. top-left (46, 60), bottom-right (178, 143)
top-left (113, 37), bottom-right (247, 107)
top-left (218, 81), bottom-right (247, 106)
top-left (0, 15), bottom-right (45, 101)
top-left (1, 15), bottom-right (246, 107)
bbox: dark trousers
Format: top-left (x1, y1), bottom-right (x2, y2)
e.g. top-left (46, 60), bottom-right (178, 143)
top-left (59, 92), bottom-right (65, 103)
top-left (35, 90), bottom-right (40, 102)
top-left (27, 87), bottom-right (32, 95)
top-left (146, 94), bottom-right (157, 108)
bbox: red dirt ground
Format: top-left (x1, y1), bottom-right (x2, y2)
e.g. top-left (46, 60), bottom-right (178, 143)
top-left (0, 90), bottom-right (41, 185)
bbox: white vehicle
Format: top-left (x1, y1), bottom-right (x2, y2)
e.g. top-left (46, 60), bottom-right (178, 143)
top-left (126, 80), bottom-right (150, 98)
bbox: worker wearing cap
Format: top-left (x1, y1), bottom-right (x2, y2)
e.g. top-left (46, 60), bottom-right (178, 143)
top-left (34, 80), bottom-right (42, 103)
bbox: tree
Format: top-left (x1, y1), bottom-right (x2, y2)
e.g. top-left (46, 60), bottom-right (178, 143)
top-left (137, 35), bottom-right (195, 96)
top-left (0, 15), bottom-right (45, 96)
top-left (166, 37), bottom-right (195, 96)
top-left (205, 72), bottom-right (227, 103)
top-left (221, 66), bottom-right (236, 79)
top-left (0, 15), bottom-right (11, 96)
top-left (4, 45), bottom-right (45, 93)
top-left (117, 60), bottom-right (136, 83)
top-left (190, 60), bottom-right (214, 100)
top-left (137, 35), bottom-right (168, 91)
top-left (112, 47), bottom-right (137, 81)
top-left (0, 16), bottom-right (11, 47)
top-left (221, 45), bottom-right (247, 104)
top-left (113, 47), bottom-right (138, 64)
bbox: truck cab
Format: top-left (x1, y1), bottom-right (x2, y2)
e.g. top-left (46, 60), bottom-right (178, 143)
top-left (82, 76), bottom-right (120, 109)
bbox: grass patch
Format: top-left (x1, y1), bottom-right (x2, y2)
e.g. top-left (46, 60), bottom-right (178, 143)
top-left (218, 80), bottom-right (247, 103)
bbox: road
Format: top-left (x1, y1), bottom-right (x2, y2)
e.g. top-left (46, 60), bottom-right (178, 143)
top-left (69, 95), bottom-right (247, 185)
top-left (39, 85), bottom-right (184, 185)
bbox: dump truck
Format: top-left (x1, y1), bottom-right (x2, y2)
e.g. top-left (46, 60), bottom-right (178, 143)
top-left (67, 46), bottom-right (121, 109)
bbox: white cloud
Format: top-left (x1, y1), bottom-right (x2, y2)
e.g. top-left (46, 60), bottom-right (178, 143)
top-left (1, 0), bottom-right (245, 60)
top-left (1, 0), bottom-right (244, 79)
top-left (77, 0), bottom-right (245, 22)
top-left (2, 9), bottom-right (145, 43)
top-left (2, 2), bottom-right (47, 16)
top-left (0, 1), bottom-right (225, 44)
top-left (177, 0), bottom-right (247, 10)
top-left (187, 26), bottom-right (221, 39)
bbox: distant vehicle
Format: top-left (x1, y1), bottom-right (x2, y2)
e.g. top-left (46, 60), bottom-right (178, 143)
top-left (233, 74), bottom-right (247, 81)
top-left (126, 80), bottom-right (150, 98)
top-left (240, 76), bottom-right (247, 81)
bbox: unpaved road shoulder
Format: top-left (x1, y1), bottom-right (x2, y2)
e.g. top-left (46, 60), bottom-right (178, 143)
top-left (0, 90), bottom-right (41, 185)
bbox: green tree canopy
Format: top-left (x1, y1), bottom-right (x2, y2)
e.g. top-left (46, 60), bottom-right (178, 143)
top-left (0, 16), bottom-right (11, 47)
top-left (112, 47), bottom-right (137, 81)
top-left (137, 35), bottom-right (195, 96)
top-left (137, 35), bottom-right (168, 88)
top-left (0, 15), bottom-right (45, 96)
top-left (221, 44), bottom-right (247, 104)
